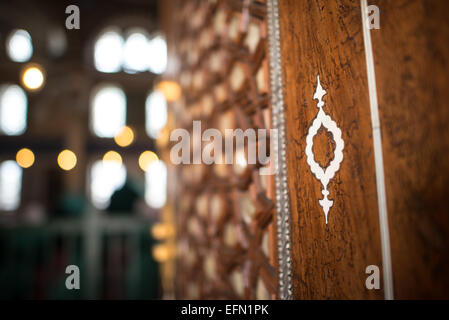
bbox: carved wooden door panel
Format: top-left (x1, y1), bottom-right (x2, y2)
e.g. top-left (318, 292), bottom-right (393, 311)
top-left (162, 0), bottom-right (449, 299)
top-left (164, 0), bottom-right (278, 299)
top-left (275, 0), bottom-right (385, 300)
top-left (273, 0), bottom-right (449, 299)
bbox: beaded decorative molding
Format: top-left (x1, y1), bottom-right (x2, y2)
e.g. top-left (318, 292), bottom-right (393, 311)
top-left (266, 0), bottom-right (293, 300)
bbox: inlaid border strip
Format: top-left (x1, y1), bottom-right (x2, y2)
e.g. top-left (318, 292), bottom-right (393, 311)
top-left (266, 0), bottom-right (293, 300)
top-left (360, 0), bottom-right (394, 300)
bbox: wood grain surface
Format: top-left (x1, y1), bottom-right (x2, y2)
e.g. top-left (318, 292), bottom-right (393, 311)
top-left (278, 0), bottom-right (384, 299)
top-left (371, 0), bottom-right (449, 299)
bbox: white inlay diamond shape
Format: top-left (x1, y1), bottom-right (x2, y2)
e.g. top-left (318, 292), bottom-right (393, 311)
top-left (305, 75), bottom-right (344, 224)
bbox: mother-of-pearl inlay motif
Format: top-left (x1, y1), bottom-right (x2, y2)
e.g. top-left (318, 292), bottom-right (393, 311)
top-left (305, 75), bottom-right (344, 224)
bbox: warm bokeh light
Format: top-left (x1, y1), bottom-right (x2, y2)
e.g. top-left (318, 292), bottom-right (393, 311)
top-left (22, 66), bottom-right (45, 90)
top-left (156, 80), bottom-right (182, 102)
top-left (103, 150), bottom-right (123, 164)
top-left (16, 148), bottom-right (35, 168)
top-left (114, 126), bottom-right (134, 147)
top-left (57, 149), bottom-right (77, 171)
top-left (152, 243), bottom-right (175, 262)
top-left (151, 223), bottom-right (175, 240)
top-left (138, 150), bottom-right (158, 171)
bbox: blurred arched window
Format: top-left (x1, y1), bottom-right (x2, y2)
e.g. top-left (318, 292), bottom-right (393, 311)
top-left (145, 90), bottom-right (167, 138)
top-left (0, 160), bottom-right (22, 211)
top-left (6, 29), bottom-right (33, 62)
top-left (0, 84), bottom-right (27, 135)
top-left (90, 85), bottom-right (126, 138)
top-left (145, 160), bottom-right (166, 209)
top-left (123, 29), bottom-right (151, 73)
top-left (94, 27), bottom-right (166, 74)
top-left (147, 35), bottom-right (167, 74)
top-left (94, 29), bottom-right (124, 73)
top-left (90, 160), bottom-right (126, 209)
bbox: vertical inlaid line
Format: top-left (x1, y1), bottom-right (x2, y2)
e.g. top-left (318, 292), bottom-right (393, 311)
top-left (360, 0), bottom-right (394, 300)
top-left (266, 0), bottom-right (293, 300)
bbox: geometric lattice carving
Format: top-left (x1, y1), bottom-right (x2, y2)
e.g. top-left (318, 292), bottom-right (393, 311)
top-left (166, 0), bottom-right (277, 299)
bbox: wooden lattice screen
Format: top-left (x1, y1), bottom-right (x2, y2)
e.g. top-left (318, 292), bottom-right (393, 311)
top-left (162, 0), bottom-right (278, 299)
